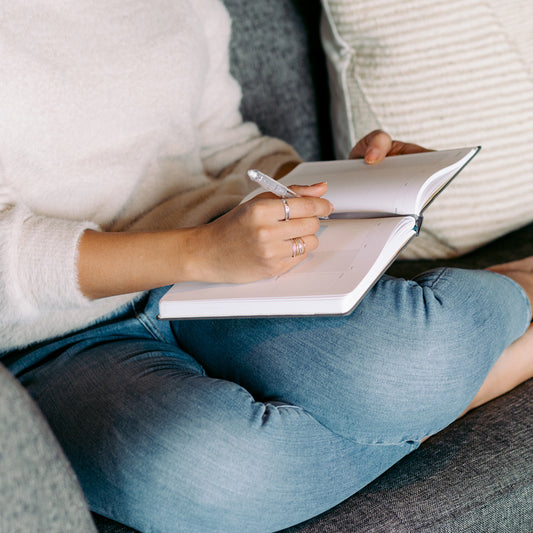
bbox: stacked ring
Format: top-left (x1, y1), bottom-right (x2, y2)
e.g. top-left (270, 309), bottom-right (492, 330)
top-left (291, 237), bottom-right (306, 258)
top-left (281, 198), bottom-right (290, 221)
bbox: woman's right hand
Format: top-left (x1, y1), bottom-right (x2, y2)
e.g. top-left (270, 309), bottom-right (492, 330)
top-left (77, 183), bottom-right (332, 300)
top-left (189, 182), bottom-right (333, 284)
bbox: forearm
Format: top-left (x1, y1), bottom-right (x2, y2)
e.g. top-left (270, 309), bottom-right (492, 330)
top-left (77, 228), bottom-right (200, 300)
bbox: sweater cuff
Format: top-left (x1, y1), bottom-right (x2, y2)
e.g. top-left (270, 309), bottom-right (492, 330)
top-left (16, 215), bottom-right (99, 313)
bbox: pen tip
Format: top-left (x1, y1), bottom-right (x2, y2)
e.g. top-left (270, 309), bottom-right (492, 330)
top-left (247, 169), bottom-right (259, 180)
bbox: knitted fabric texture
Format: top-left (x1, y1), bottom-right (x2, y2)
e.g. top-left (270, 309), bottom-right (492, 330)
top-left (0, 0), bottom-right (299, 350)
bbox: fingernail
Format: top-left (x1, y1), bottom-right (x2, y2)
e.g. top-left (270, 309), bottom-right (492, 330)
top-left (365, 148), bottom-right (380, 163)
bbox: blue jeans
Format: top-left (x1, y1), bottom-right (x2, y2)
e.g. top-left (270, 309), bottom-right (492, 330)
top-left (4, 268), bottom-right (531, 533)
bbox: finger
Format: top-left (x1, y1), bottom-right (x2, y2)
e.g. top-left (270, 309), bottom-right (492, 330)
top-left (278, 218), bottom-right (322, 242)
top-left (276, 196), bottom-right (333, 221)
top-left (388, 140), bottom-right (432, 156)
top-left (286, 236), bottom-right (307, 259)
top-left (289, 182), bottom-right (328, 198)
top-left (349, 129), bottom-right (392, 164)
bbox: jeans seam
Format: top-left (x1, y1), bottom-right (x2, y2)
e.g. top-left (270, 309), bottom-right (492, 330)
top-left (324, 423), bottom-right (423, 447)
top-left (131, 300), bottom-right (168, 343)
top-left (416, 265), bottom-right (449, 289)
top-left (279, 404), bottom-right (423, 448)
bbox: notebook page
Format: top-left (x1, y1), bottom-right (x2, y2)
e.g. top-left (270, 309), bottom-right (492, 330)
top-left (279, 147), bottom-right (478, 216)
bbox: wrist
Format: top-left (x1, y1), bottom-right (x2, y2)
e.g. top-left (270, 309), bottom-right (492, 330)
top-left (77, 228), bottom-right (203, 300)
top-left (167, 226), bottom-right (207, 283)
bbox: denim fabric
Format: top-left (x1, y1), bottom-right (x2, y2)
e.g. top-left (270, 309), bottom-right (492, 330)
top-left (4, 268), bottom-right (530, 533)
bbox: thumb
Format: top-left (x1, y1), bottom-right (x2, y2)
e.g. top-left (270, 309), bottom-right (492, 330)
top-left (289, 182), bottom-right (328, 197)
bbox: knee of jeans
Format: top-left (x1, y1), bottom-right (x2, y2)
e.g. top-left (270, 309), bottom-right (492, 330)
top-left (369, 270), bottom-right (524, 417)
top-left (398, 268), bottom-right (528, 402)
top-left (344, 311), bottom-right (500, 443)
top-left (412, 268), bottom-right (528, 356)
top-left (398, 276), bottom-right (499, 370)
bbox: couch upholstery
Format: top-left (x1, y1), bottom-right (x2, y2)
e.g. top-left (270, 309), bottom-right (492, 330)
top-left (2, 1), bottom-right (531, 532)
top-left (0, 364), bottom-right (96, 533)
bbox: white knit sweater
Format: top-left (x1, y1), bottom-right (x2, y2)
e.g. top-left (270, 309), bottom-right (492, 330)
top-left (0, 0), bottom-right (299, 351)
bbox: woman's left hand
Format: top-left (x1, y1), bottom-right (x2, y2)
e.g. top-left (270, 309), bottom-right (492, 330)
top-left (349, 130), bottom-right (431, 165)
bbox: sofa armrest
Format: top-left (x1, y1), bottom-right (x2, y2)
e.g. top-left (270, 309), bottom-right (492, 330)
top-left (0, 363), bottom-right (96, 533)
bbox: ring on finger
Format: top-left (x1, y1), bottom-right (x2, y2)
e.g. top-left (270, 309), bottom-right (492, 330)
top-left (281, 198), bottom-right (290, 221)
top-left (291, 237), bottom-right (306, 258)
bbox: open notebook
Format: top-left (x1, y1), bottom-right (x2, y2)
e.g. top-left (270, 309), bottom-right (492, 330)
top-left (159, 146), bottom-right (480, 319)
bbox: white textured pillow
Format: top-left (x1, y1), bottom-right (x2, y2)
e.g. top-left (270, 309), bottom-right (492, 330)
top-left (321, 0), bottom-right (533, 258)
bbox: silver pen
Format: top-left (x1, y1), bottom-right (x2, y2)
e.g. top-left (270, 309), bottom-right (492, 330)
top-left (247, 169), bottom-right (301, 198)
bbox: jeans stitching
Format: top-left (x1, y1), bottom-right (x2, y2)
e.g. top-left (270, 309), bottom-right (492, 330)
top-left (131, 300), bottom-right (168, 343)
top-left (275, 403), bottom-right (424, 448)
top-left (414, 266), bottom-right (449, 289)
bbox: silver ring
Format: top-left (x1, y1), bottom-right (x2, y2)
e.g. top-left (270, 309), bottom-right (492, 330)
top-left (291, 237), bottom-right (306, 257)
top-left (281, 198), bottom-right (290, 221)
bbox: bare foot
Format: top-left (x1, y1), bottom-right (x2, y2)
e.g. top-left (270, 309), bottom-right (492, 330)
top-left (487, 256), bottom-right (533, 273)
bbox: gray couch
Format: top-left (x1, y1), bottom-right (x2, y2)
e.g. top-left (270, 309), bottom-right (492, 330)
top-left (2, 1), bottom-right (532, 532)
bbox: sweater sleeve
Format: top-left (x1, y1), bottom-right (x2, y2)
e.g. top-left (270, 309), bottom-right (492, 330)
top-left (194, 0), bottom-right (301, 183)
top-left (0, 196), bottom-right (99, 322)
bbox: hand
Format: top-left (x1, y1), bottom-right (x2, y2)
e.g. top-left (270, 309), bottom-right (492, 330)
top-left (191, 183), bottom-right (333, 283)
top-left (349, 129), bottom-right (431, 165)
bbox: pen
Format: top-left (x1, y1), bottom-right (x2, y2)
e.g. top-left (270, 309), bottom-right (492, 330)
top-left (247, 169), bottom-right (301, 198)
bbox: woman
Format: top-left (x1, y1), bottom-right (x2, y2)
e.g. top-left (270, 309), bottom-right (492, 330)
top-left (1, 1), bottom-right (532, 532)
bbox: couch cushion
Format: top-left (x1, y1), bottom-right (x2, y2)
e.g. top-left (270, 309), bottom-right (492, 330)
top-left (321, 0), bottom-right (533, 259)
top-left (221, 0), bottom-right (332, 162)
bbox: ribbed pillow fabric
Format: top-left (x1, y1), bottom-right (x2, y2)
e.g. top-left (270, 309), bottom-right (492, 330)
top-left (321, 0), bottom-right (533, 258)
